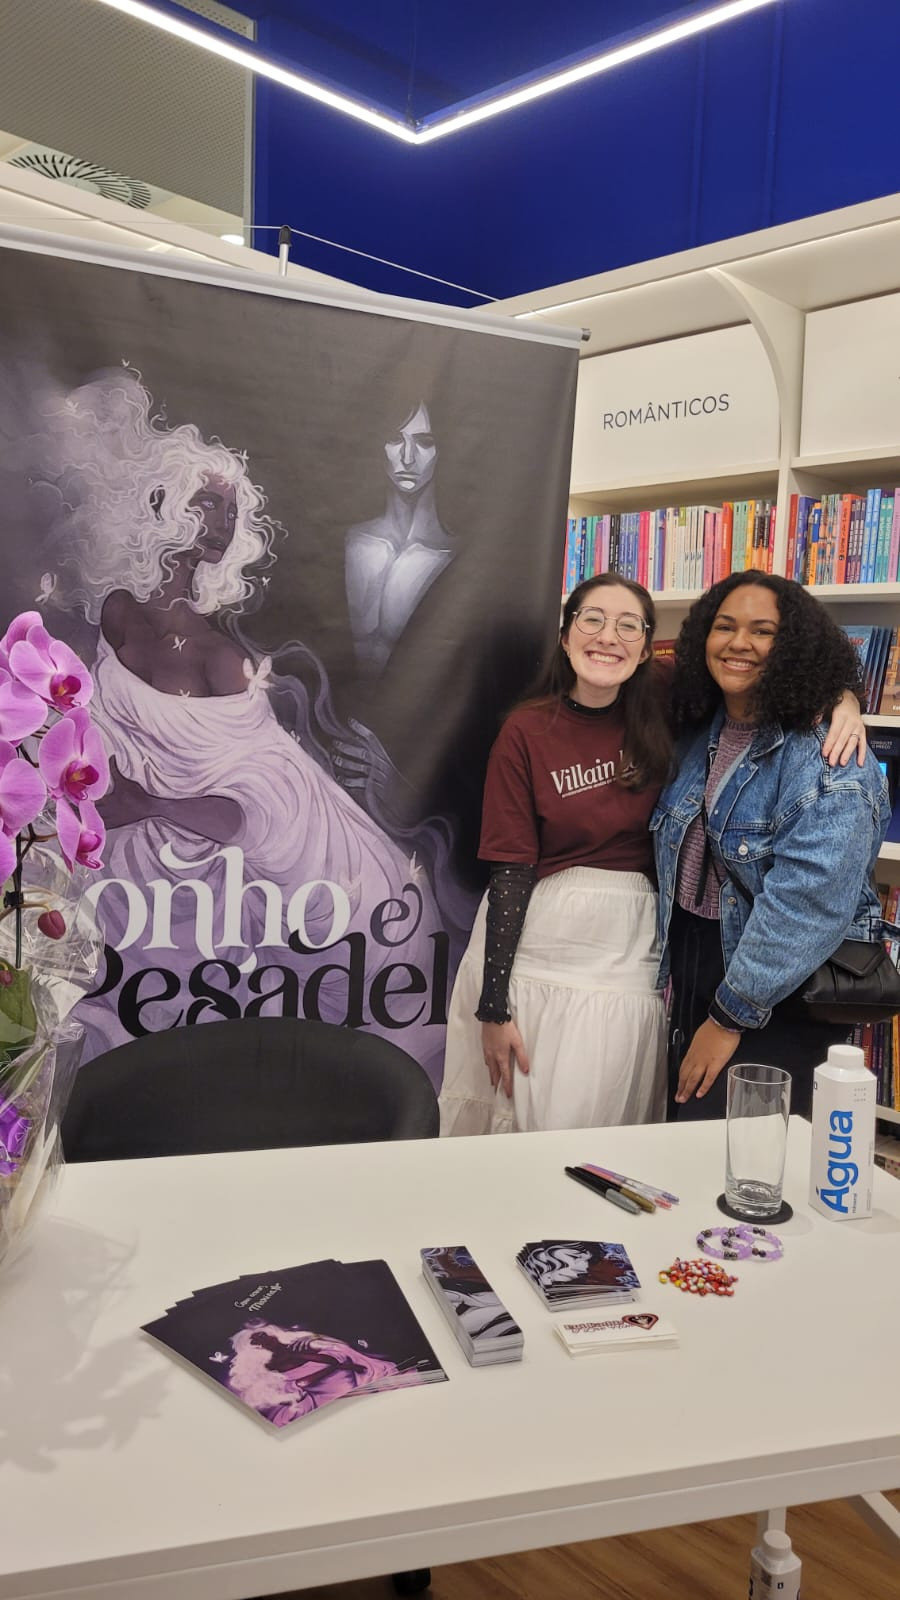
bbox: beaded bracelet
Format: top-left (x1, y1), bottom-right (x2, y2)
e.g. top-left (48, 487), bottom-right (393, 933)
top-left (734, 1224), bottom-right (784, 1261)
top-left (697, 1224), bottom-right (783, 1263)
top-left (696, 1226), bottom-right (752, 1261)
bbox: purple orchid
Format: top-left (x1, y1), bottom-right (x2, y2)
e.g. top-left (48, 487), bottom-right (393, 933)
top-left (38, 707), bottom-right (110, 805)
top-left (8, 621), bottom-right (93, 712)
top-left (0, 612), bottom-right (42, 670)
top-left (56, 796), bottom-right (105, 872)
top-left (0, 741), bottom-right (47, 886)
top-left (0, 667), bottom-right (48, 746)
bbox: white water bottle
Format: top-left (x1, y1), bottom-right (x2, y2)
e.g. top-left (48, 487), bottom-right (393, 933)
top-left (748, 1530), bottom-right (802, 1597)
top-left (809, 1042), bottom-right (876, 1220)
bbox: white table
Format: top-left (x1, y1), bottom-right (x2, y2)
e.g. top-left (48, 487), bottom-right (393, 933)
top-left (0, 1118), bottom-right (898, 1600)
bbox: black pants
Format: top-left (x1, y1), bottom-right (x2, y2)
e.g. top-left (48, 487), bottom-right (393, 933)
top-left (667, 902), bottom-right (847, 1121)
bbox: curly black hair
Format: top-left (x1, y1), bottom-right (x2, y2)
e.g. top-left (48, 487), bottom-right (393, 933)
top-left (670, 571), bottom-right (864, 732)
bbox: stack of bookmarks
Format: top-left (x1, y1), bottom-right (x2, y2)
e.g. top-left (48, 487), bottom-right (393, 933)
top-left (421, 1246), bottom-right (524, 1366)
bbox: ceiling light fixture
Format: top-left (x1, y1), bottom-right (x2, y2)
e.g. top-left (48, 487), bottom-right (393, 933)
top-left (92, 0), bottom-right (784, 145)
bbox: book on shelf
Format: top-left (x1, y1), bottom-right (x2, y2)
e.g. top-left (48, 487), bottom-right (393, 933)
top-left (859, 884), bottom-right (900, 1119)
top-left (562, 500), bottom-right (775, 596)
top-left (564, 483), bottom-right (900, 597)
top-left (877, 632), bottom-right (900, 714)
top-left (869, 730), bottom-right (900, 843)
top-left (841, 625), bottom-right (898, 712)
top-left (875, 1134), bottom-right (900, 1180)
top-left (787, 488), bottom-right (900, 585)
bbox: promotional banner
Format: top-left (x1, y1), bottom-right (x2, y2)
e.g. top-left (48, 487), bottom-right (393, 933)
top-left (0, 240), bottom-right (577, 1092)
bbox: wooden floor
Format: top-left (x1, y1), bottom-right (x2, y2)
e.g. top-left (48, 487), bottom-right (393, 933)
top-left (297, 1490), bottom-right (900, 1600)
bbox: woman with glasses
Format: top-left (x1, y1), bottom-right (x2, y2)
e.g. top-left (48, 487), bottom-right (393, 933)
top-left (440, 573), bottom-right (673, 1134)
top-left (439, 571), bottom-right (866, 1137)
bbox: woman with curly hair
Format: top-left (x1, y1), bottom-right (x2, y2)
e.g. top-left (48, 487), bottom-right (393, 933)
top-left (654, 571), bottom-right (891, 1119)
top-left (440, 571), bottom-right (866, 1136)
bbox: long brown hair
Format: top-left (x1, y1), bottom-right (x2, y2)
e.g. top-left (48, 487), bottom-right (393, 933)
top-left (520, 572), bottom-right (673, 790)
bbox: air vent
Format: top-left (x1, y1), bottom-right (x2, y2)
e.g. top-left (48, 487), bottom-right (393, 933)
top-left (9, 149), bottom-right (152, 209)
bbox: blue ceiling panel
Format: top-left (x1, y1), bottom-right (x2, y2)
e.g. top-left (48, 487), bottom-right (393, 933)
top-left (225, 1), bottom-right (730, 119)
top-left (231, 0), bottom-right (900, 304)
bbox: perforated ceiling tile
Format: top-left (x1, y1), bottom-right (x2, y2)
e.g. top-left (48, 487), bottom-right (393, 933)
top-left (179, 0), bottom-right (254, 40)
top-left (0, 0), bottom-right (247, 215)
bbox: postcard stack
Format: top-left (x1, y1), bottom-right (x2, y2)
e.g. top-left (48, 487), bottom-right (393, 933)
top-left (142, 1258), bottom-right (446, 1429)
top-left (516, 1239), bottom-right (641, 1312)
top-left (421, 1246), bottom-right (524, 1366)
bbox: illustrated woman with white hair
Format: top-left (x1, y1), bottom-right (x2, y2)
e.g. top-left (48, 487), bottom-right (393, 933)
top-left (28, 370), bottom-right (448, 1081)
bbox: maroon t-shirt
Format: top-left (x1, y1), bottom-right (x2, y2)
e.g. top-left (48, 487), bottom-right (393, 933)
top-left (478, 698), bottom-right (661, 882)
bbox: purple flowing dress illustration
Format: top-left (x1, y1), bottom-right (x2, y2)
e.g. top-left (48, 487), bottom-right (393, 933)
top-left (22, 370), bottom-right (449, 1086)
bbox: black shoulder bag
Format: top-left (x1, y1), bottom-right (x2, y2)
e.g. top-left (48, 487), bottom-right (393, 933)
top-left (727, 867), bottom-right (900, 1027)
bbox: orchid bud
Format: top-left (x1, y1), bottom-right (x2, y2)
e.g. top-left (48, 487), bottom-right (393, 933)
top-left (37, 909), bottom-right (66, 940)
top-left (0, 967), bottom-right (13, 986)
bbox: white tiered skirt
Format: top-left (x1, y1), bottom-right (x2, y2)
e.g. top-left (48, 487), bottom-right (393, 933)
top-left (439, 866), bottom-right (667, 1135)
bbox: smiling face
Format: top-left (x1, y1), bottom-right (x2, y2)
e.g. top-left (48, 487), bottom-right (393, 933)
top-left (187, 473), bottom-right (238, 563)
top-left (705, 582), bottom-right (780, 721)
top-left (563, 582), bottom-right (651, 708)
top-left (384, 403), bottom-right (437, 494)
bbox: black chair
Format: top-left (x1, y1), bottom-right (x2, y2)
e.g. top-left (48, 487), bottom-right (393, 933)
top-left (61, 1015), bottom-right (439, 1161)
top-left (62, 1017), bottom-right (436, 1594)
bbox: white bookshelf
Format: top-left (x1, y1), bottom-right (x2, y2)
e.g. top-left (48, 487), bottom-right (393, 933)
top-left (497, 200), bottom-right (900, 1125)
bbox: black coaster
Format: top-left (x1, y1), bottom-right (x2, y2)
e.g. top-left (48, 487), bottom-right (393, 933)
top-left (716, 1192), bottom-right (793, 1225)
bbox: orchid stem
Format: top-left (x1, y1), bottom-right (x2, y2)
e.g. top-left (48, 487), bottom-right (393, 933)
top-left (13, 834), bottom-right (22, 969)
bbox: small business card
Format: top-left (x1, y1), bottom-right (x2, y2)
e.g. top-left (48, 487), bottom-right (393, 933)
top-left (554, 1310), bottom-right (678, 1356)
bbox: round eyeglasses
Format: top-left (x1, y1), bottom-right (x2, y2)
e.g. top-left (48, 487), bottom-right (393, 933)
top-left (572, 607), bottom-right (649, 643)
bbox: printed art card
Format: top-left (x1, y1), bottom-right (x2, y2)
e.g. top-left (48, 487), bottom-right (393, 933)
top-left (421, 1246), bottom-right (523, 1364)
top-left (421, 1247), bottom-right (523, 1345)
top-left (143, 1259), bottom-right (446, 1429)
top-left (516, 1239), bottom-right (641, 1310)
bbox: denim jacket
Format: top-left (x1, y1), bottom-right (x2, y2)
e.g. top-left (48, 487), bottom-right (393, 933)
top-left (651, 707), bottom-right (891, 1029)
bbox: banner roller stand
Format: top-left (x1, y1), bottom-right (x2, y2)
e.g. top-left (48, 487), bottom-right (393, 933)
top-left (0, 220), bottom-right (584, 350)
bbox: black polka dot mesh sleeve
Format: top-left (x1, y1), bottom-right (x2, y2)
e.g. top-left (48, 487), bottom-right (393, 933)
top-left (474, 862), bottom-right (538, 1024)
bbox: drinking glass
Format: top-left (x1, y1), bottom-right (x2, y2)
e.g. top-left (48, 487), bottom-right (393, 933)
top-left (724, 1063), bottom-right (791, 1218)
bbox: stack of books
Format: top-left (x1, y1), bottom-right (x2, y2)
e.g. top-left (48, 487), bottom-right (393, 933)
top-left (562, 500), bottom-right (776, 596)
top-left (841, 624), bottom-right (898, 711)
top-left (516, 1239), bottom-right (641, 1312)
top-left (142, 1258), bottom-right (447, 1429)
top-left (420, 1246), bottom-right (524, 1366)
top-left (788, 488), bottom-right (900, 586)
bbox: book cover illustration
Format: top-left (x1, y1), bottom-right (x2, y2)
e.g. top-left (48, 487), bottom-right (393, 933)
top-left (516, 1239), bottom-right (640, 1309)
top-left (143, 1258), bottom-right (446, 1428)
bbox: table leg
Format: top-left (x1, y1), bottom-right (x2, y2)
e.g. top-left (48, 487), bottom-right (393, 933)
top-left (756, 1507), bottom-right (786, 1542)
top-left (846, 1492), bottom-right (900, 1559)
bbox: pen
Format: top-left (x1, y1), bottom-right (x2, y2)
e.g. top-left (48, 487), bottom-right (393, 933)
top-left (583, 1164), bottom-right (679, 1206)
top-left (574, 1169), bottom-right (656, 1213)
top-left (564, 1167), bottom-right (643, 1215)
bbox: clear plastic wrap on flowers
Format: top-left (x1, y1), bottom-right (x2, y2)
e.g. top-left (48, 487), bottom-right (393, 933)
top-left (0, 611), bottom-right (110, 1270)
top-left (0, 837), bottom-right (103, 1036)
top-left (0, 1020), bottom-right (86, 1269)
